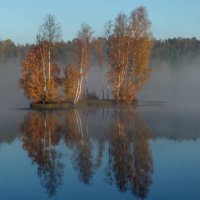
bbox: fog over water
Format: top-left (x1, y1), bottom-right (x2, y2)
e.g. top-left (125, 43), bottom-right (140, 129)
top-left (1, 58), bottom-right (200, 110)
top-left (0, 60), bottom-right (28, 110)
top-left (138, 58), bottom-right (200, 109)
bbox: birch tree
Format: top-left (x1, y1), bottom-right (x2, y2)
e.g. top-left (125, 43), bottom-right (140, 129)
top-left (126, 6), bottom-right (153, 102)
top-left (72, 24), bottom-right (93, 105)
top-left (63, 64), bottom-right (80, 103)
top-left (37, 14), bottom-right (62, 85)
top-left (19, 42), bottom-right (60, 104)
top-left (105, 6), bottom-right (153, 103)
top-left (107, 13), bottom-right (131, 102)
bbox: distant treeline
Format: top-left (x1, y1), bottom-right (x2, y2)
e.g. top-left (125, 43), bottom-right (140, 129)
top-left (0, 37), bottom-right (200, 64)
top-left (152, 37), bottom-right (200, 63)
top-left (0, 39), bottom-right (32, 63)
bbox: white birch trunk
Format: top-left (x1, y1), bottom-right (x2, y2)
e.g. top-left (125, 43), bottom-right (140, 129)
top-left (74, 67), bottom-right (83, 105)
top-left (74, 78), bottom-right (80, 105)
top-left (48, 50), bottom-right (51, 84)
top-left (39, 46), bottom-right (47, 104)
top-left (74, 45), bottom-right (84, 105)
top-left (42, 58), bottom-right (47, 92)
top-left (75, 68), bottom-right (83, 105)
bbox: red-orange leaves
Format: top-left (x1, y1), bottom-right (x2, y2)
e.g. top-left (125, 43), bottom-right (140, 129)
top-left (63, 64), bottom-right (80, 103)
top-left (19, 42), bottom-right (60, 104)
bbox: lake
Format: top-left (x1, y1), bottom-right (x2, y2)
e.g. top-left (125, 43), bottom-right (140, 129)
top-left (0, 59), bottom-right (200, 200)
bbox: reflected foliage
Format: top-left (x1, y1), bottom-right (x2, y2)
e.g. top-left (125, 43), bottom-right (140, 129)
top-left (106, 107), bottom-right (152, 198)
top-left (64, 109), bottom-right (96, 184)
top-left (20, 111), bottom-right (63, 197)
top-left (20, 107), bottom-right (153, 198)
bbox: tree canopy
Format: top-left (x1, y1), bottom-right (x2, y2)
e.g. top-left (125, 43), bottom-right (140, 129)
top-left (18, 7), bottom-right (156, 105)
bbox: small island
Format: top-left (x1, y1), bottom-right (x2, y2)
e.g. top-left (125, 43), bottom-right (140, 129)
top-left (19, 6), bottom-right (152, 109)
top-left (30, 99), bottom-right (116, 110)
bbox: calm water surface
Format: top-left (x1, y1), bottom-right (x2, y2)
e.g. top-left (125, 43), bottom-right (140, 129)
top-left (0, 60), bottom-right (200, 200)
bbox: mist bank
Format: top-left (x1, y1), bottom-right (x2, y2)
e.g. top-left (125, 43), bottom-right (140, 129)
top-left (1, 55), bottom-right (200, 109)
top-left (138, 56), bottom-right (200, 106)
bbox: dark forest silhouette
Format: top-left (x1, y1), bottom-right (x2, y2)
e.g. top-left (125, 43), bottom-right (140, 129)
top-left (0, 37), bottom-right (199, 65)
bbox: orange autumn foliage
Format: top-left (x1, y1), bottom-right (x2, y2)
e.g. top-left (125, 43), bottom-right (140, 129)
top-left (106, 6), bottom-right (153, 104)
top-left (19, 41), bottom-right (60, 104)
top-left (63, 64), bottom-right (80, 103)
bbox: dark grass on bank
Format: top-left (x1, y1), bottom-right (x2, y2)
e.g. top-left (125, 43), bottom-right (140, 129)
top-left (30, 99), bottom-right (138, 110)
top-left (30, 99), bottom-right (117, 110)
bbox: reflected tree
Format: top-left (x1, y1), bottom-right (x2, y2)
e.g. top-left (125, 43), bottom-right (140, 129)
top-left (20, 111), bottom-right (64, 197)
top-left (19, 107), bottom-right (153, 199)
top-left (106, 107), bottom-right (153, 199)
top-left (64, 109), bottom-right (94, 184)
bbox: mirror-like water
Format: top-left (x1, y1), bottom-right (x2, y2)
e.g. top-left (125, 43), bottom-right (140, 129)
top-left (0, 59), bottom-right (200, 200)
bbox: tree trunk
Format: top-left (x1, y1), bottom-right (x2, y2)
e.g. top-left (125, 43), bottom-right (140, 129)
top-left (48, 49), bottom-right (51, 84)
top-left (75, 68), bottom-right (83, 105)
top-left (74, 68), bottom-right (83, 105)
top-left (42, 59), bottom-right (46, 104)
top-left (74, 44), bottom-right (85, 105)
top-left (39, 46), bottom-right (47, 104)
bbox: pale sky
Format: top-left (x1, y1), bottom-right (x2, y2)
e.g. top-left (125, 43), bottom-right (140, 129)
top-left (0, 0), bottom-right (199, 44)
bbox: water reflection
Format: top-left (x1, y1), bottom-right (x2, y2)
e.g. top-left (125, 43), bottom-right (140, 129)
top-left (20, 112), bottom-right (64, 197)
top-left (65, 109), bottom-right (96, 184)
top-left (106, 108), bottom-right (152, 199)
top-left (20, 107), bottom-right (153, 199)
